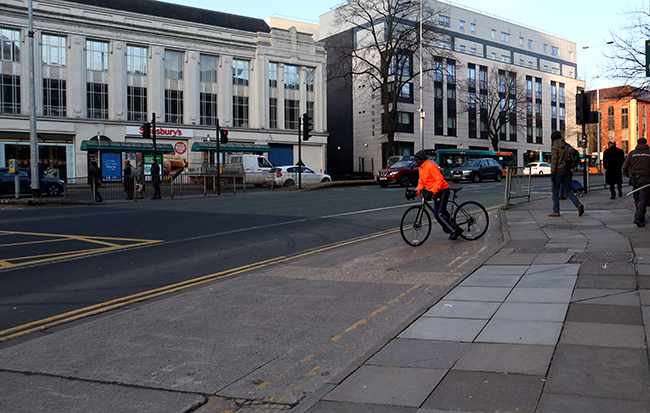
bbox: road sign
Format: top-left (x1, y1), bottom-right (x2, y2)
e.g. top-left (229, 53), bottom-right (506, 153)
top-left (8, 159), bottom-right (16, 173)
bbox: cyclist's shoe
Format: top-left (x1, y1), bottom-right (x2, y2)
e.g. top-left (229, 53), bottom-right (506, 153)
top-left (449, 227), bottom-right (464, 240)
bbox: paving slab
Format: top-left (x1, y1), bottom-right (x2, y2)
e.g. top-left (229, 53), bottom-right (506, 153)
top-left (517, 274), bottom-right (577, 289)
top-left (579, 262), bottom-right (636, 275)
top-left (421, 370), bottom-right (544, 413)
top-left (565, 303), bottom-right (643, 325)
top-left (571, 289), bottom-right (638, 306)
top-left (442, 286), bottom-right (512, 302)
top-left (458, 274), bottom-right (521, 288)
top-left (322, 365), bottom-right (446, 407)
top-left (524, 264), bottom-right (580, 276)
top-left (575, 275), bottom-right (637, 289)
top-left (366, 339), bottom-right (470, 369)
top-left (544, 344), bottom-right (650, 400)
top-left (0, 371), bottom-right (205, 413)
top-left (476, 319), bottom-right (563, 345)
top-left (560, 321), bottom-right (647, 348)
top-left (505, 287), bottom-right (574, 303)
top-left (483, 254), bottom-right (536, 265)
top-left (536, 393), bottom-right (650, 413)
top-left (492, 302), bottom-right (568, 322)
top-left (422, 301), bottom-right (500, 319)
top-left (306, 401), bottom-right (417, 413)
top-left (452, 342), bottom-right (554, 375)
top-left (471, 265), bottom-right (529, 276)
top-left (398, 317), bottom-right (487, 342)
top-left (531, 253), bottom-right (573, 264)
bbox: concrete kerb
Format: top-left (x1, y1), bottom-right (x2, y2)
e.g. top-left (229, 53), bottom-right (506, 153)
top-left (291, 205), bottom-right (512, 413)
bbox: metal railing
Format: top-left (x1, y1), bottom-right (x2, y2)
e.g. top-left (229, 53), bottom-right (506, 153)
top-left (505, 167), bottom-right (607, 206)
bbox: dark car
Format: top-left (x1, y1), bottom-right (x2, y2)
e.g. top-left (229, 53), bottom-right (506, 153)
top-left (450, 158), bottom-right (503, 183)
top-left (0, 167), bottom-right (65, 197)
top-left (376, 160), bottom-right (419, 187)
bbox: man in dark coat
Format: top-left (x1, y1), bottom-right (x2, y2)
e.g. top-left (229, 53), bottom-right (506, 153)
top-left (151, 158), bottom-right (161, 199)
top-left (89, 160), bottom-right (103, 202)
top-left (603, 140), bottom-right (625, 199)
top-left (623, 137), bottom-right (650, 227)
top-left (123, 160), bottom-right (134, 200)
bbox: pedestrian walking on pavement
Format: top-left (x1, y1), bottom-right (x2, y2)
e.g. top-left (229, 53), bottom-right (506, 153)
top-left (549, 130), bottom-right (585, 217)
top-left (603, 140), bottom-right (626, 199)
top-left (406, 150), bottom-right (463, 240)
top-left (135, 161), bottom-right (145, 199)
top-left (151, 158), bottom-right (161, 199)
top-left (123, 160), bottom-right (134, 200)
top-left (623, 137), bottom-right (650, 227)
top-left (88, 159), bottom-right (103, 202)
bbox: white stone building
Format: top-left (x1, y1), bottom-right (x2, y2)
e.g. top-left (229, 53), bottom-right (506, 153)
top-left (0, 0), bottom-right (327, 180)
top-left (320, 1), bottom-right (585, 175)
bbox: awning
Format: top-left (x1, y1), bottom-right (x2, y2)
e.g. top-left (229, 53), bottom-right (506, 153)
top-left (191, 142), bottom-right (271, 153)
top-left (80, 140), bottom-right (175, 153)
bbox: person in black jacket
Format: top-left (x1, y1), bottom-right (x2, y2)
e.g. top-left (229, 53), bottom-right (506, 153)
top-left (623, 138), bottom-right (650, 226)
top-left (151, 158), bottom-right (161, 199)
top-left (603, 140), bottom-right (626, 199)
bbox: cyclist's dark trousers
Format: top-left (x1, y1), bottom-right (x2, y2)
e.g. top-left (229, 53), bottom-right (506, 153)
top-left (432, 188), bottom-right (458, 234)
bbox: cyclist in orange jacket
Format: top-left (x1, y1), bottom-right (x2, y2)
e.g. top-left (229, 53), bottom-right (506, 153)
top-left (407, 150), bottom-right (463, 240)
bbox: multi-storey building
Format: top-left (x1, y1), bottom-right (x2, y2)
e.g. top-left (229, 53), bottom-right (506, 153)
top-left (320, 1), bottom-right (585, 176)
top-left (586, 86), bottom-right (650, 155)
top-left (1, 0), bottom-right (327, 180)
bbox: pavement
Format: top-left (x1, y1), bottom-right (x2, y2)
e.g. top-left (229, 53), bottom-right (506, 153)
top-left (295, 188), bottom-right (650, 413)
top-left (1, 188), bottom-right (650, 413)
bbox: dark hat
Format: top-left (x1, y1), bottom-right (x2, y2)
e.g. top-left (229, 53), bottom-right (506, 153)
top-left (551, 130), bottom-right (563, 140)
top-left (414, 150), bottom-right (427, 160)
top-left (639, 138), bottom-right (647, 145)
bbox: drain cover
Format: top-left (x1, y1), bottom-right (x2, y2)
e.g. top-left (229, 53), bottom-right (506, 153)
top-left (542, 224), bottom-right (576, 230)
top-left (569, 252), bottom-right (635, 263)
top-left (512, 247), bottom-right (569, 254)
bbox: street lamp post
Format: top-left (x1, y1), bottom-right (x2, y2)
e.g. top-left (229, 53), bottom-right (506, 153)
top-left (582, 41), bottom-right (613, 172)
top-left (418, 0), bottom-right (424, 152)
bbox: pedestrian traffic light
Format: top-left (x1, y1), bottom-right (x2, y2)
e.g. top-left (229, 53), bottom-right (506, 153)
top-left (220, 129), bottom-right (228, 144)
top-left (576, 92), bottom-right (584, 125)
top-left (302, 113), bottom-right (312, 141)
top-left (142, 122), bottom-right (151, 139)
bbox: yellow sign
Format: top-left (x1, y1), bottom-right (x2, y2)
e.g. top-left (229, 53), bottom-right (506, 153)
top-left (8, 159), bottom-right (16, 173)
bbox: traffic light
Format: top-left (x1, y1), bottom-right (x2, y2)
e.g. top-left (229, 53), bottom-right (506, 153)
top-left (142, 122), bottom-right (151, 139)
top-left (220, 129), bottom-right (228, 144)
top-left (302, 113), bottom-right (312, 141)
top-left (576, 92), bottom-right (584, 125)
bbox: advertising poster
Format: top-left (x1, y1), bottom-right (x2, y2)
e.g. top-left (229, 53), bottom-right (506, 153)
top-left (143, 154), bottom-right (163, 177)
top-left (101, 153), bottom-right (121, 181)
top-left (162, 141), bottom-right (188, 176)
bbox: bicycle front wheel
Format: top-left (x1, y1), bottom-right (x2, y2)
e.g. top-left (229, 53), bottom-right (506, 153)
top-left (453, 201), bottom-right (489, 240)
top-left (400, 205), bottom-right (432, 247)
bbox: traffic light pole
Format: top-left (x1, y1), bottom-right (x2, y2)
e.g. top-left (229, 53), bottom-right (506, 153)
top-left (216, 119), bottom-right (221, 196)
top-left (582, 123), bottom-right (588, 194)
top-left (298, 115), bottom-right (302, 190)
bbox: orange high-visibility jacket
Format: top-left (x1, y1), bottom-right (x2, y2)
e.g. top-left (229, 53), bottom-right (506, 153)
top-left (415, 160), bottom-right (449, 195)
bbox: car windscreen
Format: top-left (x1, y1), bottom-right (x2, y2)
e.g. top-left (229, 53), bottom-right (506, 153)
top-left (391, 161), bottom-right (413, 168)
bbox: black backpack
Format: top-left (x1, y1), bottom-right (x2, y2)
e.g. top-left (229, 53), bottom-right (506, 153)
top-left (563, 143), bottom-right (580, 170)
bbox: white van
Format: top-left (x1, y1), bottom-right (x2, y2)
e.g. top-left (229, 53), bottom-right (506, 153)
top-left (225, 154), bottom-right (274, 186)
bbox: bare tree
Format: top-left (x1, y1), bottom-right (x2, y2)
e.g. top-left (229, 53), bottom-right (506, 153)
top-left (458, 66), bottom-right (529, 151)
top-left (325, 0), bottom-right (449, 157)
top-left (604, 1), bottom-right (650, 89)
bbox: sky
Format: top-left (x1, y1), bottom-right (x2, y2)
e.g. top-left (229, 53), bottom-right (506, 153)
top-left (166, 0), bottom-right (638, 89)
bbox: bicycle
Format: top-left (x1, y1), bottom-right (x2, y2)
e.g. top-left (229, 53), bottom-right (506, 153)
top-left (400, 187), bottom-right (489, 246)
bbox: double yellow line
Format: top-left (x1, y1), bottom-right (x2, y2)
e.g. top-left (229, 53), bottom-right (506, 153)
top-left (0, 228), bottom-right (399, 343)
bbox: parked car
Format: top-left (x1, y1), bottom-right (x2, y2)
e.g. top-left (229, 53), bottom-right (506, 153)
top-left (0, 167), bottom-right (65, 197)
top-left (265, 166), bottom-right (331, 187)
top-left (450, 158), bottom-right (503, 183)
top-left (523, 162), bottom-right (552, 175)
top-left (376, 160), bottom-right (419, 188)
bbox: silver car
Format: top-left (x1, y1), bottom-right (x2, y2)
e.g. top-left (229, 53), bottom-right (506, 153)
top-left (266, 166), bottom-right (331, 187)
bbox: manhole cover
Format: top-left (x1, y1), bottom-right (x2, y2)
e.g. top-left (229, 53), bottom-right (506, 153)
top-left (542, 224), bottom-right (576, 230)
top-left (512, 247), bottom-right (569, 254)
top-left (569, 252), bottom-right (635, 263)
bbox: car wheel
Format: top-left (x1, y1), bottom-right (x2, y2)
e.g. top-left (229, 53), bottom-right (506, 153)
top-left (471, 173), bottom-right (481, 183)
top-left (494, 172), bottom-right (503, 182)
top-left (378, 182), bottom-right (388, 188)
top-left (321, 177), bottom-right (331, 183)
top-left (538, 171), bottom-right (544, 175)
top-left (284, 179), bottom-right (295, 187)
top-left (400, 175), bottom-right (411, 187)
top-left (46, 184), bottom-right (61, 196)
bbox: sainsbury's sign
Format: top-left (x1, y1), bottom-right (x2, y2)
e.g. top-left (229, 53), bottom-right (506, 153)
top-left (126, 126), bottom-right (194, 138)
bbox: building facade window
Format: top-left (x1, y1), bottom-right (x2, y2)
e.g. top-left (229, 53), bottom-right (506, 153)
top-left (164, 50), bottom-right (184, 79)
top-left (86, 83), bottom-right (108, 119)
top-left (447, 60), bottom-right (457, 137)
top-left (501, 32), bottom-right (510, 43)
top-left (622, 105), bottom-right (629, 129)
top-left (285, 99), bottom-right (300, 130)
top-left (269, 98), bottom-right (277, 129)
top-left (1, 74), bottom-right (20, 114)
top-left (396, 112), bottom-right (414, 133)
top-left (165, 90), bottom-right (183, 124)
top-left (200, 55), bottom-right (218, 83)
top-left (232, 59), bottom-right (249, 86)
top-left (460, 20), bottom-right (465, 31)
top-left (233, 96), bottom-right (249, 127)
top-left (543, 44), bottom-right (548, 53)
top-left (42, 34), bottom-right (66, 66)
top-left (86, 40), bottom-right (108, 71)
top-left (200, 93), bottom-right (217, 126)
top-left (551, 46), bottom-right (559, 56)
top-left (43, 78), bottom-right (66, 116)
top-left (470, 23), bottom-right (476, 33)
top-left (269, 62), bottom-right (278, 88)
top-left (491, 29), bottom-right (496, 39)
top-left (127, 45), bottom-right (147, 75)
top-left (1, 28), bottom-right (21, 62)
top-left (127, 86), bottom-right (147, 122)
top-left (439, 15), bottom-right (450, 26)
top-left (528, 39), bottom-right (533, 49)
top-left (285, 65), bottom-right (300, 90)
top-left (519, 37), bottom-right (524, 47)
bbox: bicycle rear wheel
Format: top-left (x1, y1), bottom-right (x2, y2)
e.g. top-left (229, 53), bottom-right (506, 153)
top-left (400, 205), bottom-right (432, 247)
top-left (453, 201), bottom-right (489, 240)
